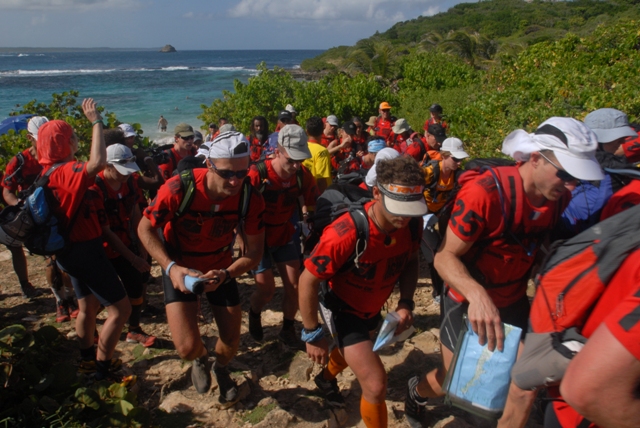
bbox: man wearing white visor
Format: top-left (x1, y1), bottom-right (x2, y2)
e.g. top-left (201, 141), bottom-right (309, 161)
top-left (300, 156), bottom-right (425, 426)
top-left (138, 131), bottom-right (265, 404)
top-left (404, 117), bottom-right (603, 428)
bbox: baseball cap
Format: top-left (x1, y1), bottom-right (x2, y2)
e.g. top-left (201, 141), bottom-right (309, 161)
top-left (326, 115), bottom-right (339, 127)
top-left (219, 123), bottom-right (236, 133)
top-left (429, 103), bottom-right (443, 114)
top-left (27, 116), bottom-right (49, 140)
top-left (583, 108), bottom-right (637, 143)
top-left (368, 138), bottom-right (386, 153)
top-left (285, 104), bottom-right (297, 114)
top-left (427, 123), bottom-right (447, 143)
top-left (342, 121), bottom-right (357, 136)
top-left (208, 131), bottom-right (250, 159)
top-left (365, 116), bottom-right (377, 127)
top-left (278, 110), bottom-right (293, 123)
top-left (441, 138), bottom-right (469, 159)
top-left (107, 144), bottom-right (140, 176)
top-left (193, 130), bottom-right (203, 142)
top-left (392, 118), bottom-right (410, 134)
top-left (379, 102), bottom-right (392, 110)
top-left (174, 123), bottom-right (194, 137)
top-left (278, 124), bottom-right (311, 160)
top-left (118, 123), bottom-right (136, 138)
top-left (378, 182), bottom-right (427, 217)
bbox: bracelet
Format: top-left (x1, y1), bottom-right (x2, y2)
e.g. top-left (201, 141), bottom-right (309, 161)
top-left (165, 261), bottom-right (177, 276)
top-left (220, 268), bottom-right (231, 284)
top-left (91, 119), bottom-right (104, 127)
top-left (301, 324), bottom-right (324, 343)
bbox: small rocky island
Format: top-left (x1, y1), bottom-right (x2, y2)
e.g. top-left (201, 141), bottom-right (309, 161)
top-left (159, 44), bottom-right (176, 53)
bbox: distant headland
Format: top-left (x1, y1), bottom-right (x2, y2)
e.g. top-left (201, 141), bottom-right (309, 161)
top-left (159, 45), bottom-right (177, 53)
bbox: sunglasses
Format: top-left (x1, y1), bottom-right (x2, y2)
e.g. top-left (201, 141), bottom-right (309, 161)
top-left (209, 162), bottom-right (249, 180)
top-left (539, 152), bottom-right (576, 182)
top-left (180, 135), bottom-right (195, 141)
top-left (111, 156), bottom-right (136, 165)
top-left (452, 157), bottom-right (463, 163)
top-left (283, 155), bottom-right (302, 165)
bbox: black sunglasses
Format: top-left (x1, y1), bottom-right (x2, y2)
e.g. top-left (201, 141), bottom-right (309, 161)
top-left (539, 152), bottom-right (576, 182)
top-left (209, 162), bottom-right (249, 180)
top-left (451, 157), bottom-right (463, 163)
top-left (283, 155), bottom-right (302, 165)
top-left (180, 135), bottom-right (195, 141)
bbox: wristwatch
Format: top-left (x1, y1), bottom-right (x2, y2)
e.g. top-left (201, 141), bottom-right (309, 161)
top-left (398, 298), bottom-right (415, 311)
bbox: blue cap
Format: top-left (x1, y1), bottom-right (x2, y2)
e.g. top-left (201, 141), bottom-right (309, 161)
top-left (368, 138), bottom-right (386, 153)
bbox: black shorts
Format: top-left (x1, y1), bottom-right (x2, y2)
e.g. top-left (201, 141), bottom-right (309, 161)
top-left (439, 292), bottom-right (529, 352)
top-left (333, 311), bottom-right (382, 349)
top-left (163, 270), bottom-right (240, 307)
top-left (109, 255), bottom-right (144, 301)
top-left (56, 237), bottom-right (127, 307)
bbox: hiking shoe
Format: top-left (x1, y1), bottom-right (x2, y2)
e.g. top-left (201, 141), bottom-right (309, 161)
top-left (314, 371), bottom-right (345, 408)
top-left (278, 325), bottom-right (302, 349)
top-left (67, 298), bottom-right (79, 319)
top-left (20, 282), bottom-right (41, 299)
top-left (191, 356), bottom-right (211, 394)
top-left (405, 375), bottom-right (428, 428)
top-left (248, 311), bottom-right (263, 342)
top-left (78, 357), bottom-right (123, 374)
top-left (212, 365), bottom-right (239, 404)
top-left (126, 329), bottom-right (156, 347)
top-left (56, 301), bottom-right (71, 323)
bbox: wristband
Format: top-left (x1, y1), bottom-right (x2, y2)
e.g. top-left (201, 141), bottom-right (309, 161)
top-left (91, 119), bottom-right (104, 127)
top-left (398, 298), bottom-right (415, 311)
top-left (301, 324), bottom-right (324, 343)
top-left (165, 261), bottom-right (177, 277)
top-left (220, 268), bottom-right (231, 284)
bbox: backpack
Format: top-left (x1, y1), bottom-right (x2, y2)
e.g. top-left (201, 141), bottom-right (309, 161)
top-left (530, 202), bottom-right (640, 334)
top-left (0, 163), bottom-right (80, 256)
top-left (94, 175), bottom-right (137, 236)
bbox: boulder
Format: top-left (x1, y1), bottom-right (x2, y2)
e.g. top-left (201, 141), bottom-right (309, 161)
top-left (160, 44), bottom-right (176, 53)
top-left (289, 353), bottom-right (314, 383)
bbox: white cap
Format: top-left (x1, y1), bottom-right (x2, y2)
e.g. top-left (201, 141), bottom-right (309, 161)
top-left (118, 123), bottom-right (136, 138)
top-left (219, 123), bottom-right (236, 133)
top-left (208, 131), bottom-right (250, 159)
top-left (278, 124), bottom-right (311, 160)
top-left (285, 104), bottom-right (297, 114)
top-left (27, 116), bottom-right (49, 140)
top-left (107, 144), bottom-right (140, 175)
top-left (441, 137), bottom-right (469, 159)
top-left (378, 182), bottom-right (428, 217)
top-left (326, 115), bottom-right (339, 127)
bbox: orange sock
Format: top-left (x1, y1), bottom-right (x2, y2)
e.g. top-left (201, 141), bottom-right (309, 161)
top-left (360, 396), bottom-right (387, 428)
top-left (324, 347), bottom-right (348, 380)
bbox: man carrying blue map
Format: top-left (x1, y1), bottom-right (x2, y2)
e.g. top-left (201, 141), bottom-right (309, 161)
top-left (404, 118), bottom-right (604, 427)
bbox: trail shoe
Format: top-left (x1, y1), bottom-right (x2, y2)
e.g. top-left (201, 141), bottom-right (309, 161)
top-left (405, 375), bottom-right (428, 428)
top-left (56, 301), bottom-right (71, 323)
top-left (212, 364), bottom-right (239, 404)
top-left (278, 325), bottom-right (302, 350)
top-left (67, 298), bottom-right (80, 319)
top-left (248, 311), bottom-right (263, 342)
top-left (78, 357), bottom-right (123, 374)
top-left (126, 328), bottom-right (157, 347)
top-left (314, 371), bottom-right (345, 408)
top-left (191, 356), bottom-right (211, 394)
top-left (20, 281), bottom-right (41, 299)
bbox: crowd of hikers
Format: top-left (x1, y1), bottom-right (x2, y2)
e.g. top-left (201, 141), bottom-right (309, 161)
top-left (1, 99), bottom-right (639, 428)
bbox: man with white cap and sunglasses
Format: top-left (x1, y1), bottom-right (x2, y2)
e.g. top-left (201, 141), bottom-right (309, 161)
top-left (138, 131), bottom-right (265, 403)
top-left (404, 117), bottom-right (604, 428)
top-left (300, 156), bottom-right (424, 426)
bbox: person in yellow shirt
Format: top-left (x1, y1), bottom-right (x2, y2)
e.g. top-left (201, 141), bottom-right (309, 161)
top-left (423, 138), bottom-right (469, 214)
top-left (303, 116), bottom-right (332, 193)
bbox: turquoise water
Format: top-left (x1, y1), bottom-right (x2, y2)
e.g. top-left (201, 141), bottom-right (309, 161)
top-left (0, 50), bottom-right (322, 142)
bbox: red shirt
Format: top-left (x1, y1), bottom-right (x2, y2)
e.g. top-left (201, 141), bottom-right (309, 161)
top-left (2, 149), bottom-right (42, 193)
top-left (404, 137), bottom-right (428, 163)
top-left (91, 171), bottom-right (144, 259)
top-left (621, 129), bottom-right (640, 163)
top-left (143, 169), bottom-right (265, 273)
top-left (387, 132), bottom-right (407, 153)
top-left (304, 201), bottom-right (421, 317)
top-left (158, 147), bottom-right (195, 180)
top-left (320, 132), bottom-right (337, 149)
top-left (423, 117), bottom-right (448, 131)
top-left (248, 160), bottom-right (318, 247)
top-left (373, 117), bottom-right (394, 141)
top-left (447, 166), bottom-right (569, 308)
top-left (331, 148), bottom-right (361, 175)
top-left (46, 161), bottom-right (104, 243)
top-left (248, 135), bottom-right (269, 163)
top-left (600, 180), bottom-right (640, 220)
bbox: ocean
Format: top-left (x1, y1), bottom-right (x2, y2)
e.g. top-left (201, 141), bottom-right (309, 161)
top-left (0, 50), bottom-right (323, 143)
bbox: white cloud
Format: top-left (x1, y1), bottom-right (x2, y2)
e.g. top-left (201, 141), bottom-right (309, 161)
top-left (228, 0), bottom-right (438, 22)
top-left (183, 11), bottom-right (215, 20)
top-left (422, 6), bottom-right (440, 16)
top-left (0, 0), bottom-right (139, 10)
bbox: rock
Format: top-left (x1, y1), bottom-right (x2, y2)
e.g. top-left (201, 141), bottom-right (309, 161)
top-left (253, 408), bottom-right (295, 428)
top-left (158, 391), bottom-right (194, 413)
top-left (328, 408), bottom-right (349, 427)
top-left (288, 353), bottom-right (314, 383)
top-left (159, 44), bottom-right (177, 53)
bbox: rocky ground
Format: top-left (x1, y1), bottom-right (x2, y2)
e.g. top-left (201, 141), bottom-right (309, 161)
top-left (0, 248), bottom-right (545, 428)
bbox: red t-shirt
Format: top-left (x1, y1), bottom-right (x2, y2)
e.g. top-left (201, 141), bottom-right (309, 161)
top-left (600, 179), bottom-right (640, 220)
top-left (446, 166), bottom-right (569, 308)
top-left (143, 169), bottom-right (265, 273)
top-left (320, 132), bottom-right (337, 149)
top-left (621, 129), bottom-right (640, 163)
top-left (374, 117), bottom-right (394, 141)
top-left (331, 148), bottom-right (361, 175)
top-left (46, 161), bottom-right (104, 243)
top-left (2, 149), bottom-right (42, 193)
top-left (91, 171), bottom-right (144, 259)
top-left (387, 132), bottom-right (407, 153)
top-left (158, 147), bottom-right (195, 180)
top-left (423, 117), bottom-right (448, 131)
top-left (304, 201), bottom-right (422, 317)
top-left (404, 137), bottom-right (428, 163)
top-left (248, 160), bottom-right (318, 247)
top-left (248, 135), bottom-right (270, 163)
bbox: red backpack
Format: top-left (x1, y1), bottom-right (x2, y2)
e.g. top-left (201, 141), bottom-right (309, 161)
top-left (530, 202), bottom-right (640, 333)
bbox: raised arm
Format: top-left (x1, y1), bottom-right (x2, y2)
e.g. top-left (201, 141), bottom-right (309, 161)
top-left (82, 99), bottom-right (107, 178)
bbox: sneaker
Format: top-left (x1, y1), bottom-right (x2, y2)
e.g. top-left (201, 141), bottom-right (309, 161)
top-left (405, 375), bottom-right (428, 428)
top-left (278, 325), bottom-right (302, 350)
top-left (20, 282), bottom-right (41, 299)
top-left (56, 301), bottom-right (71, 323)
top-left (78, 357), bottom-right (123, 374)
top-left (212, 365), bottom-right (239, 404)
top-left (126, 329), bottom-right (156, 347)
top-left (191, 356), bottom-right (211, 394)
top-left (248, 311), bottom-right (263, 342)
top-left (314, 371), bottom-right (345, 408)
top-left (67, 298), bottom-right (79, 319)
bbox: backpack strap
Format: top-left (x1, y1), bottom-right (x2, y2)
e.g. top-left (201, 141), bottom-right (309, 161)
top-left (426, 159), bottom-right (440, 192)
top-left (256, 161), bottom-right (268, 193)
top-left (4, 152), bottom-right (26, 185)
top-left (176, 169), bottom-right (197, 218)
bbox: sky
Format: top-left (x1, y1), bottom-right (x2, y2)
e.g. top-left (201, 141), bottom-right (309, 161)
top-left (0, 0), bottom-right (472, 50)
